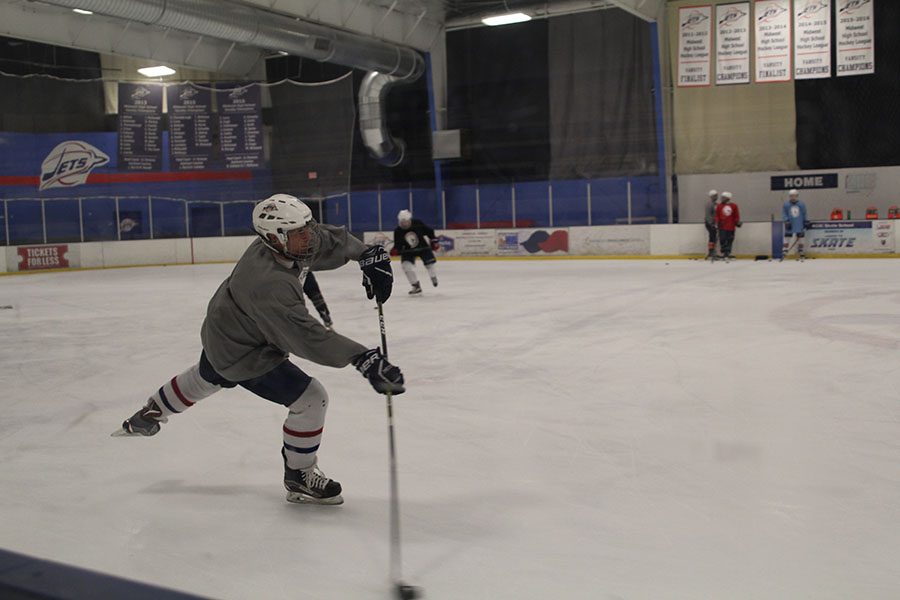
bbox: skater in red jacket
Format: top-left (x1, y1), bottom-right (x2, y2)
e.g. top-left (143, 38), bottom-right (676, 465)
top-left (715, 192), bottom-right (742, 259)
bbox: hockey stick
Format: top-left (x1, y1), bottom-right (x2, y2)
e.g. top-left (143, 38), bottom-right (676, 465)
top-left (377, 302), bottom-right (421, 600)
top-left (781, 232), bottom-right (801, 260)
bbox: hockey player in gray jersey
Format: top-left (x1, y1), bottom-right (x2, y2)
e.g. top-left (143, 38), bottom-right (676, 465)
top-left (114, 194), bottom-right (404, 505)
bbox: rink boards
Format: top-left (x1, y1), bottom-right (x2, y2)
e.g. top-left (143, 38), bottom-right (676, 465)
top-left (1, 221), bottom-right (897, 273)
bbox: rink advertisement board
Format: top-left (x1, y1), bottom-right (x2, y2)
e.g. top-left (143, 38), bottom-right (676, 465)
top-left (496, 229), bottom-right (569, 256)
top-left (569, 226), bottom-right (650, 255)
top-left (8, 244), bottom-right (79, 271)
top-left (677, 5), bottom-right (713, 87)
top-left (436, 229), bottom-right (496, 257)
top-left (807, 221), bottom-right (894, 254)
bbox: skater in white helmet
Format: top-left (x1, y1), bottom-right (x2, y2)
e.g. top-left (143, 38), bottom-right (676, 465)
top-left (392, 209), bottom-right (440, 295)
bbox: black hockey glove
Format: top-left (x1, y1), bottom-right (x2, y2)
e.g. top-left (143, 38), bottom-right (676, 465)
top-left (785, 223), bottom-right (792, 235)
top-left (353, 348), bottom-right (405, 395)
top-left (359, 245), bottom-right (393, 304)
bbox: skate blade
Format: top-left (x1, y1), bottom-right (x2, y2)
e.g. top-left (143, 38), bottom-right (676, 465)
top-left (286, 491), bottom-right (344, 505)
top-left (111, 427), bottom-right (140, 437)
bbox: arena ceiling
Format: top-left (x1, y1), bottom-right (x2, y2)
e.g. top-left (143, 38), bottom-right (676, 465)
top-left (0, 0), bottom-right (662, 77)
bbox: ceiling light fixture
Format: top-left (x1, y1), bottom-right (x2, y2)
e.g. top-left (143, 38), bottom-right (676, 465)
top-left (481, 12), bottom-right (531, 26)
top-left (72, 8), bottom-right (93, 15)
top-left (137, 66), bottom-right (176, 77)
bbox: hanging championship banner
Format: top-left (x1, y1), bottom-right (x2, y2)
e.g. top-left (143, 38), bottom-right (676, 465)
top-left (754, 0), bottom-right (792, 83)
top-left (217, 84), bottom-right (264, 169)
top-left (677, 5), bottom-right (713, 87)
top-left (836, 0), bottom-right (874, 77)
top-left (794, 0), bottom-right (832, 79)
top-left (117, 83), bottom-right (163, 171)
top-left (167, 84), bottom-right (214, 171)
top-left (716, 3), bottom-right (751, 85)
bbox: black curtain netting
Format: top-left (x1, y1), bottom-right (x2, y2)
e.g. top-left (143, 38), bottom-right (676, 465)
top-left (549, 10), bottom-right (658, 178)
top-left (796, 2), bottom-right (900, 169)
top-left (0, 37), bottom-right (105, 132)
top-left (268, 73), bottom-right (356, 199)
top-left (445, 21), bottom-right (551, 183)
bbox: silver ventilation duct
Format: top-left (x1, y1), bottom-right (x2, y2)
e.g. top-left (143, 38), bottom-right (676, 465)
top-left (41, 0), bottom-right (424, 165)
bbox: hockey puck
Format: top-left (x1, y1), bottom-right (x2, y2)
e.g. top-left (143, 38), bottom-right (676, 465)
top-left (395, 583), bottom-right (422, 599)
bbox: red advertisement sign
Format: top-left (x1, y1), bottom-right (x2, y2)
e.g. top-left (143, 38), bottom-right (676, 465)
top-left (17, 245), bottom-right (70, 270)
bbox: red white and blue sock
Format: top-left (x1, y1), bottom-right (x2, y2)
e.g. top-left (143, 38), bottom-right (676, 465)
top-left (151, 364), bottom-right (221, 416)
top-left (282, 378), bottom-right (328, 470)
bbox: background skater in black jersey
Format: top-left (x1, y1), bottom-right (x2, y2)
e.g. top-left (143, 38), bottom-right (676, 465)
top-left (392, 209), bottom-right (440, 295)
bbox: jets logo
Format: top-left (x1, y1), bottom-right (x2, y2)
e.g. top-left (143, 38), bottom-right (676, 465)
top-left (796, 1), bottom-right (828, 20)
top-left (39, 141), bottom-right (109, 191)
top-left (719, 7), bottom-right (747, 27)
top-left (179, 87), bottom-right (199, 100)
top-left (722, 205), bottom-right (734, 216)
top-left (228, 87), bottom-right (249, 99)
top-left (757, 3), bottom-right (788, 22)
top-left (261, 203), bottom-right (278, 213)
top-left (839, 0), bottom-right (870, 15)
top-left (681, 9), bottom-right (709, 29)
top-left (130, 86), bottom-right (151, 100)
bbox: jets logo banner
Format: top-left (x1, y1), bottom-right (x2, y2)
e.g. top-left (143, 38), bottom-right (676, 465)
top-left (754, 0), bottom-right (792, 82)
top-left (678, 5), bottom-right (713, 87)
top-left (794, 0), bottom-right (832, 79)
top-left (118, 83), bottom-right (163, 171)
top-left (39, 141), bottom-right (109, 191)
top-left (716, 3), bottom-right (751, 85)
top-left (836, 0), bottom-right (874, 76)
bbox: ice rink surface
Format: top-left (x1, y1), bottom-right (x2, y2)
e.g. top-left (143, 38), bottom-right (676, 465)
top-left (1, 257), bottom-right (899, 600)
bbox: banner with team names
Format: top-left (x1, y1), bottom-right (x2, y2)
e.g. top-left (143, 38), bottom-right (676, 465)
top-left (754, 0), bottom-right (792, 82)
top-left (678, 5), bottom-right (713, 87)
top-left (794, 0), bottom-right (832, 79)
top-left (716, 3), bottom-right (751, 85)
top-left (836, 0), bottom-right (874, 77)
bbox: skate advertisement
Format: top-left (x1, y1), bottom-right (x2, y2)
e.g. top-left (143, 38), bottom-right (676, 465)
top-left (8, 244), bottom-right (79, 271)
top-left (807, 220), bottom-right (894, 254)
top-left (754, 0), bottom-right (792, 83)
top-left (569, 225), bottom-right (650, 255)
top-left (794, 0), bottom-right (832, 80)
top-left (836, 0), bottom-right (874, 76)
top-left (678, 5), bottom-right (713, 87)
top-left (716, 3), bottom-right (751, 85)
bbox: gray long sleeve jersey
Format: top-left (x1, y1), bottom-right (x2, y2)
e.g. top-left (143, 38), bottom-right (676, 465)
top-left (201, 225), bottom-right (368, 382)
top-left (705, 200), bottom-right (717, 225)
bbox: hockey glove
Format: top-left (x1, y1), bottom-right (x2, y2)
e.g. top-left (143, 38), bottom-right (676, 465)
top-left (353, 348), bottom-right (405, 395)
top-left (736, 222), bottom-right (742, 228)
top-left (430, 238), bottom-right (440, 252)
top-left (785, 224), bottom-right (792, 235)
top-left (804, 220), bottom-right (811, 230)
top-left (390, 246), bottom-right (399, 257)
top-left (359, 245), bottom-right (393, 304)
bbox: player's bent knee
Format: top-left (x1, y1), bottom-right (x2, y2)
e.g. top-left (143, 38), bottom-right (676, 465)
top-left (288, 378), bottom-right (328, 413)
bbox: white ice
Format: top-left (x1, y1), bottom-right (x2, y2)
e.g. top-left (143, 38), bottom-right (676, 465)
top-left (1, 257), bottom-right (899, 600)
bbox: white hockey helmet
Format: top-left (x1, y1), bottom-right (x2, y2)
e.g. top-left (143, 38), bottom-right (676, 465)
top-left (252, 194), bottom-right (320, 263)
top-left (398, 209), bottom-right (413, 226)
top-left (788, 189), bottom-right (800, 198)
top-left (708, 189), bottom-right (718, 197)
top-left (721, 191), bottom-right (733, 200)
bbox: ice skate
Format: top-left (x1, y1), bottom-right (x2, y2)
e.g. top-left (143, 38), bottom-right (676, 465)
top-left (111, 400), bottom-right (167, 437)
top-left (408, 282), bottom-right (422, 295)
top-left (430, 276), bottom-right (438, 287)
top-left (283, 453), bottom-right (343, 505)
